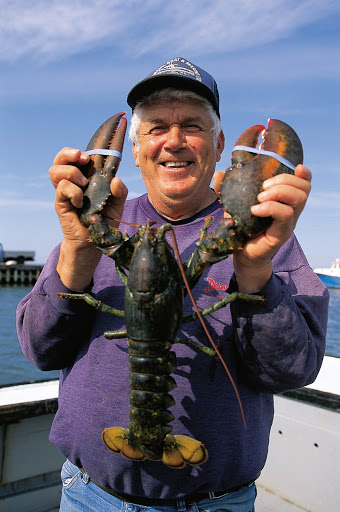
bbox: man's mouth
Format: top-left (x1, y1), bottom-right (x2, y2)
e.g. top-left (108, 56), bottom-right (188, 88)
top-left (161, 161), bottom-right (192, 168)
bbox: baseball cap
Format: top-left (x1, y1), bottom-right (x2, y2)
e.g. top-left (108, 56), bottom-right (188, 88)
top-left (127, 57), bottom-right (220, 118)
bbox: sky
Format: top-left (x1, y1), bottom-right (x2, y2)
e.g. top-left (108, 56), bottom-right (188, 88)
top-left (1, 0), bottom-right (339, 268)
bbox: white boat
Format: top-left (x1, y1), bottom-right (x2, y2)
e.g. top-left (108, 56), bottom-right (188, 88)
top-left (0, 356), bottom-right (340, 512)
top-left (314, 259), bottom-right (340, 288)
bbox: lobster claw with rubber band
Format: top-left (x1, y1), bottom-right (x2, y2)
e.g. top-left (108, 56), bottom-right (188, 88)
top-left (219, 118), bottom-right (303, 246)
top-left (79, 112), bottom-right (127, 227)
top-left (78, 112), bottom-right (134, 258)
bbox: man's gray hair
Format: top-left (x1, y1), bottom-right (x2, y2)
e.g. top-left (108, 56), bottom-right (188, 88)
top-left (129, 88), bottom-right (222, 150)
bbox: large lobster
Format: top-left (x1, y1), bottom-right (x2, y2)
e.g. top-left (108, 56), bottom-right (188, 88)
top-left (59, 112), bottom-right (303, 469)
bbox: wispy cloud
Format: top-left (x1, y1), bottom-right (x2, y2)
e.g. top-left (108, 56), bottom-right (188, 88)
top-left (307, 191), bottom-right (340, 210)
top-left (129, 1), bottom-right (339, 58)
top-left (216, 44), bottom-right (340, 83)
top-left (1, 0), bottom-right (128, 63)
top-left (0, 198), bottom-right (53, 210)
top-left (1, 0), bottom-right (339, 63)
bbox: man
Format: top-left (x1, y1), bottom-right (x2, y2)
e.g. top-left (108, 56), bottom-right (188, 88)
top-left (17, 57), bottom-right (328, 512)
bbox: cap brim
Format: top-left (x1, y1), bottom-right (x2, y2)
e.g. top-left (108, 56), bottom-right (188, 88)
top-left (127, 75), bottom-right (220, 118)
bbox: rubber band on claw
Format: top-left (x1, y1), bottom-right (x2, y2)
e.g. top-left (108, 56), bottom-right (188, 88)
top-left (85, 149), bottom-right (123, 159)
top-left (232, 146), bottom-right (295, 171)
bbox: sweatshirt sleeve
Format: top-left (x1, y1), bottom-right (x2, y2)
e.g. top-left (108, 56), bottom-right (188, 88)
top-left (230, 235), bottom-right (329, 394)
top-left (16, 245), bottom-right (96, 371)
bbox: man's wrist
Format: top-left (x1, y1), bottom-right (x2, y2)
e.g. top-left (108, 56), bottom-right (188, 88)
top-left (57, 240), bottom-right (101, 291)
top-left (233, 260), bottom-right (273, 293)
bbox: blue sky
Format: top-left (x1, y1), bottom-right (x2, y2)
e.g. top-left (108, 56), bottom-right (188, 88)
top-left (1, 0), bottom-right (339, 268)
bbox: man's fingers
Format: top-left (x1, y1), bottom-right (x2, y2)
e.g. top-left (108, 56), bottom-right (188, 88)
top-left (110, 176), bottom-right (128, 200)
top-left (263, 165), bottom-right (311, 193)
top-left (102, 177), bottom-right (129, 226)
top-left (294, 164), bottom-right (312, 183)
top-left (251, 201), bottom-right (295, 223)
top-left (257, 184), bottom-right (308, 213)
top-left (257, 168), bottom-right (312, 221)
top-left (56, 179), bottom-right (84, 210)
top-left (53, 147), bottom-right (90, 166)
top-left (213, 171), bottom-right (225, 196)
top-left (49, 164), bottom-right (89, 189)
top-left (49, 147), bottom-right (90, 189)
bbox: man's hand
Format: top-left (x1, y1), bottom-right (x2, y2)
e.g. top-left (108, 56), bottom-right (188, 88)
top-left (214, 164), bottom-right (312, 292)
top-left (49, 147), bottom-right (128, 290)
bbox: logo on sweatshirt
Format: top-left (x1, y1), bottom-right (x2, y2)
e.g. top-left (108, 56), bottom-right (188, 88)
top-left (204, 277), bottom-right (228, 296)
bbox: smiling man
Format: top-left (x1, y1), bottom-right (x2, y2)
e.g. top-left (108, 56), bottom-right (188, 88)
top-left (129, 98), bottom-right (224, 219)
top-left (17, 57), bottom-right (328, 512)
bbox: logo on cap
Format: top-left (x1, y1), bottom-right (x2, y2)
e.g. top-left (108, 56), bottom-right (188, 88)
top-left (152, 57), bottom-right (202, 82)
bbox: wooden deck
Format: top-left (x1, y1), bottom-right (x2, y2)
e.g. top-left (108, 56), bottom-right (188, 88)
top-left (1, 356), bottom-right (339, 512)
top-left (257, 485), bottom-right (309, 511)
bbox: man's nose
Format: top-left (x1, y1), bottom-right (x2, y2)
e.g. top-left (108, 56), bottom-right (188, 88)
top-left (164, 125), bottom-right (185, 150)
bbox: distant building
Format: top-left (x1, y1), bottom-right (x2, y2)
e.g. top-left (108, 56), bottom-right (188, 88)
top-left (0, 243), bottom-right (35, 264)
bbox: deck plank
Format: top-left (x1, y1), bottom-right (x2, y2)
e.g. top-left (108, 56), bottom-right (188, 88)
top-left (256, 485), bottom-right (309, 511)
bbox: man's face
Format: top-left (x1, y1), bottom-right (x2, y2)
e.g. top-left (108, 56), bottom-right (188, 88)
top-left (132, 101), bottom-right (224, 216)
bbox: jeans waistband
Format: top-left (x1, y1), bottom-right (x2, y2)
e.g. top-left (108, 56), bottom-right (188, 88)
top-left (79, 467), bottom-right (260, 506)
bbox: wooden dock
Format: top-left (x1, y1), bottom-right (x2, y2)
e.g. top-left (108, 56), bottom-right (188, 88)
top-left (0, 264), bottom-right (43, 285)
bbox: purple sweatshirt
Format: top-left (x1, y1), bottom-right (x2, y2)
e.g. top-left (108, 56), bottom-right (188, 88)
top-left (17, 194), bottom-right (328, 498)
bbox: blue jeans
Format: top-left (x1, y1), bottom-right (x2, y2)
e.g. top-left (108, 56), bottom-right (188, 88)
top-left (60, 460), bottom-right (256, 512)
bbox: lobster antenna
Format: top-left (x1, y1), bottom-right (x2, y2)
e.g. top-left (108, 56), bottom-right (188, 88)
top-left (169, 228), bottom-right (247, 429)
top-left (103, 216), bottom-right (143, 228)
top-left (103, 216), bottom-right (159, 229)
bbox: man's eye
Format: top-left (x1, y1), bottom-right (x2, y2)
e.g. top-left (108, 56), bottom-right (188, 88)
top-left (150, 126), bottom-right (167, 134)
top-left (183, 124), bottom-right (201, 132)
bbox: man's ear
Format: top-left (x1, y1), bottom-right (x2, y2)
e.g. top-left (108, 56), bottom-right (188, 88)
top-left (216, 130), bottom-right (225, 163)
top-left (132, 143), bottom-right (140, 167)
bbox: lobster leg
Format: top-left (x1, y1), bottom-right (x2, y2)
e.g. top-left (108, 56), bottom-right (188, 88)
top-left (182, 292), bottom-right (267, 323)
top-left (57, 292), bottom-right (125, 317)
top-left (174, 338), bottom-right (217, 358)
top-left (184, 217), bottom-right (237, 289)
top-left (104, 330), bottom-right (128, 340)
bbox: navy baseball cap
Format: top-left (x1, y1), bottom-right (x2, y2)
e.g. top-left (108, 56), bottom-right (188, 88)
top-left (127, 57), bottom-right (220, 118)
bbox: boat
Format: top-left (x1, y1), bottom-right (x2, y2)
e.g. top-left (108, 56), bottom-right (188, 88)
top-left (0, 355), bottom-right (339, 512)
top-left (314, 259), bottom-right (340, 288)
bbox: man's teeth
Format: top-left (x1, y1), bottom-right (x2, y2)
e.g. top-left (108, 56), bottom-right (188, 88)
top-left (163, 161), bottom-right (190, 168)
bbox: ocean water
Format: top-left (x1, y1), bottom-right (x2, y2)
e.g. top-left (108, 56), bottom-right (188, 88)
top-left (324, 287), bottom-right (340, 357)
top-left (0, 284), bottom-right (339, 386)
top-left (0, 285), bottom-right (59, 385)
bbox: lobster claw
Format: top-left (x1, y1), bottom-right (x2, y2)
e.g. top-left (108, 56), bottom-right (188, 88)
top-left (220, 119), bottom-right (303, 243)
top-left (79, 112), bottom-right (127, 227)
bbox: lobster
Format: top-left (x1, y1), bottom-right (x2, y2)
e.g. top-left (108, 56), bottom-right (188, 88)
top-left (58, 112), bottom-right (303, 469)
